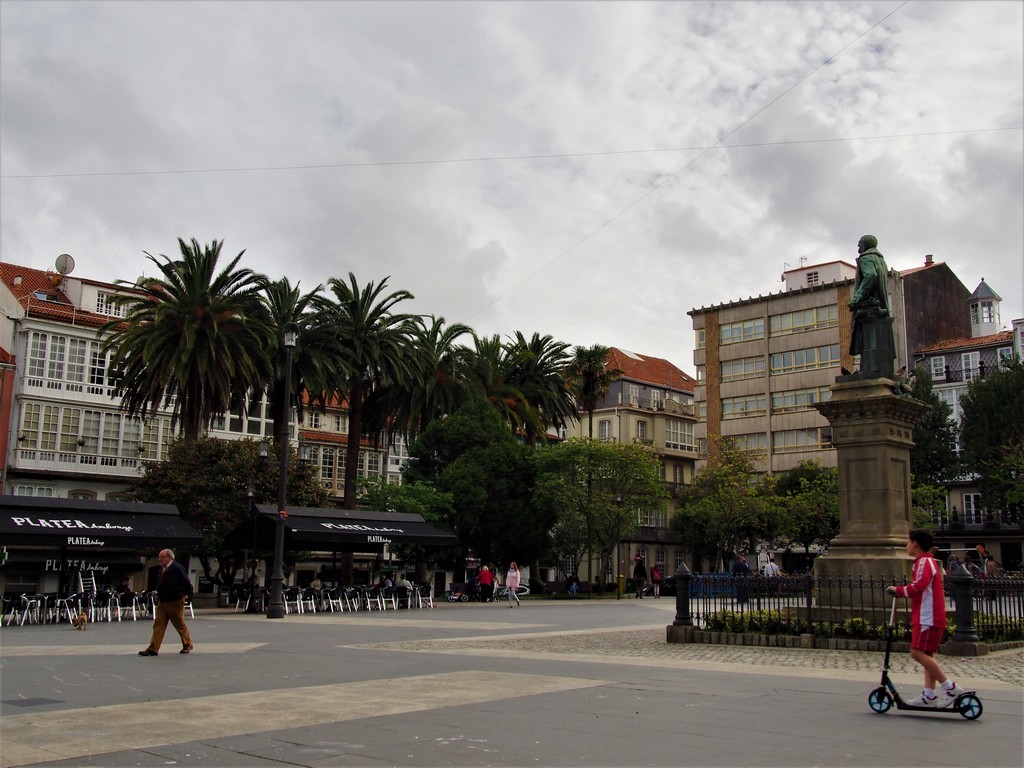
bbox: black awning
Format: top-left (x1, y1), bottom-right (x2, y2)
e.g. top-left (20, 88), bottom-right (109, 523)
top-left (0, 497), bottom-right (203, 549)
top-left (224, 504), bottom-right (457, 551)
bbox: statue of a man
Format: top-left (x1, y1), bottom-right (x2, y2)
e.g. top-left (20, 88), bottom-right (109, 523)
top-left (848, 235), bottom-right (895, 377)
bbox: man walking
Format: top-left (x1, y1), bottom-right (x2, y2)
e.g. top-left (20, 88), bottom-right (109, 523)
top-left (139, 548), bottom-right (194, 656)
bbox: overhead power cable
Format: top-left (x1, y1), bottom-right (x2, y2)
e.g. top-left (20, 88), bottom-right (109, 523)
top-left (1, 127), bottom-right (1018, 180)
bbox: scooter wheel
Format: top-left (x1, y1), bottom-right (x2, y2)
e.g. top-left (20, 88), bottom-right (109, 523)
top-left (956, 694), bottom-right (983, 720)
top-left (868, 687), bottom-right (893, 713)
top-left (460, 593), bottom-right (470, 602)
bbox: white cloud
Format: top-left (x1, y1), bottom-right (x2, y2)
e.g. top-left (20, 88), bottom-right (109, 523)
top-left (3, 1), bottom-right (1022, 371)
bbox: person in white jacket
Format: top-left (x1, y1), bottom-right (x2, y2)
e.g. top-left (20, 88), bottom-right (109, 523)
top-left (505, 562), bottom-right (522, 607)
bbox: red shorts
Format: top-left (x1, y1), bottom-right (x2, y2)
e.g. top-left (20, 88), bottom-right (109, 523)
top-left (911, 625), bottom-right (943, 654)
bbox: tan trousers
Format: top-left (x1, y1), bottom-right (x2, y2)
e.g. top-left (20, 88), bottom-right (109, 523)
top-left (146, 597), bottom-right (192, 652)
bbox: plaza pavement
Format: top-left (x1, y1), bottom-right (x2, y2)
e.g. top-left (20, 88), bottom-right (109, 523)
top-left (1, 598), bottom-right (1021, 768)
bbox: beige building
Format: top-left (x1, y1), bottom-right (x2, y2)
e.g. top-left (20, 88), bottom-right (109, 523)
top-left (561, 347), bottom-right (698, 579)
top-left (689, 256), bottom-right (971, 475)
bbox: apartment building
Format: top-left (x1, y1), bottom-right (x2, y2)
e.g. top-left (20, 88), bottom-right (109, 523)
top-left (689, 255), bottom-right (971, 474)
top-left (561, 347), bottom-right (698, 579)
top-left (913, 279), bottom-right (1023, 571)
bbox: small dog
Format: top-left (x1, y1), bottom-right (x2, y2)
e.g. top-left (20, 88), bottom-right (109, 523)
top-left (71, 610), bottom-right (89, 630)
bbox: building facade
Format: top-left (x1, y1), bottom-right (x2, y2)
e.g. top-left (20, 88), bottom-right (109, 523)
top-left (689, 256), bottom-right (971, 475)
top-left (913, 279), bottom-right (1023, 571)
top-left (561, 347), bottom-right (698, 581)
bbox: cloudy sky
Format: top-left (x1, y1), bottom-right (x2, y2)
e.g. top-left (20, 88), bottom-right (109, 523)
top-left (2, 1), bottom-right (1021, 375)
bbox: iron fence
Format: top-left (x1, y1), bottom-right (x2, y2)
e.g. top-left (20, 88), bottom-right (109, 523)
top-left (681, 573), bottom-right (1024, 642)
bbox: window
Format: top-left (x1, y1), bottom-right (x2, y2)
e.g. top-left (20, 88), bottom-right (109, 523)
top-left (318, 447), bottom-right (336, 490)
top-left (971, 301), bottom-right (997, 325)
top-left (307, 412), bottom-right (322, 429)
top-left (649, 390), bottom-right (661, 410)
top-left (770, 344), bottom-right (840, 374)
top-left (962, 351), bottom-right (981, 381)
top-left (773, 427), bottom-right (833, 453)
top-left (334, 414), bottom-right (348, 433)
top-left (806, 271), bottom-right (820, 286)
top-left (769, 305), bottom-right (838, 336)
top-left (696, 401), bottom-right (706, 420)
top-left (598, 419), bottom-right (612, 440)
top-left (96, 292), bottom-right (127, 318)
top-left (731, 432), bottom-right (768, 452)
top-left (930, 356), bottom-right (946, 381)
top-left (14, 485), bottom-right (55, 497)
top-left (636, 420), bottom-right (648, 440)
top-left (665, 419), bottom-right (695, 451)
top-left (719, 318), bottom-right (765, 345)
top-left (696, 366), bottom-right (705, 383)
top-left (696, 329), bottom-right (706, 349)
top-left (722, 394), bottom-right (767, 419)
top-left (721, 356), bottom-right (766, 382)
top-left (998, 347), bottom-right (1013, 364)
top-left (68, 490), bottom-right (97, 500)
top-left (962, 493), bottom-right (982, 526)
top-left (771, 386), bottom-right (831, 413)
top-left (628, 385), bottom-right (640, 406)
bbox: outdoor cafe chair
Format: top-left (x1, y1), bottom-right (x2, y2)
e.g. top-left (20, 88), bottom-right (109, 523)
top-left (299, 587), bottom-right (318, 613)
top-left (417, 583), bottom-right (433, 609)
top-left (115, 592), bottom-right (138, 621)
top-left (53, 592), bottom-right (83, 624)
top-left (393, 585), bottom-right (413, 609)
top-left (282, 587), bottom-right (303, 614)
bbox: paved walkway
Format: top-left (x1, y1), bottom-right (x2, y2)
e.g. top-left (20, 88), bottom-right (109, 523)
top-left (1, 600), bottom-right (1021, 767)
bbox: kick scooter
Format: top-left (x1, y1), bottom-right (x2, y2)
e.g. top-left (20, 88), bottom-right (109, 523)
top-left (868, 599), bottom-right (983, 720)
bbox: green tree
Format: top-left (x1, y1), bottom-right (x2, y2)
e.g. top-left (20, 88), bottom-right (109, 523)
top-left (318, 273), bottom-right (421, 508)
top-left (567, 344), bottom-right (621, 438)
top-left (959, 358), bottom-right (1024, 510)
top-left (260, 277), bottom-right (338, 448)
top-left (405, 395), bottom-right (553, 567)
top-left (461, 333), bottom-right (540, 438)
top-left (103, 238), bottom-right (273, 442)
top-left (907, 369), bottom-right (960, 486)
top-left (533, 438), bottom-right (669, 580)
top-left (127, 437), bottom-right (328, 586)
top-left (505, 331), bottom-right (575, 446)
top-left (671, 437), bottom-right (777, 569)
top-left (775, 461), bottom-right (840, 557)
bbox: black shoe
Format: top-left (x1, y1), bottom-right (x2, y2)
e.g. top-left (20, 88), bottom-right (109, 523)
top-left (139, 649), bottom-right (158, 656)
top-left (180, 645), bottom-right (193, 654)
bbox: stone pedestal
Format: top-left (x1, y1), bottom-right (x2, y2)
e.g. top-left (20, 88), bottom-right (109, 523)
top-left (813, 377), bottom-right (930, 582)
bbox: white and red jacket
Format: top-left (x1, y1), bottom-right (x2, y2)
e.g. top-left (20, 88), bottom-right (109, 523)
top-left (892, 553), bottom-right (947, 629)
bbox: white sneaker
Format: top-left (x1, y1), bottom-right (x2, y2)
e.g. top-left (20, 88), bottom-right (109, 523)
top-left (908, 692), bottom-right (939, 707)
top-left (935, 684), bottom-right (959, 708)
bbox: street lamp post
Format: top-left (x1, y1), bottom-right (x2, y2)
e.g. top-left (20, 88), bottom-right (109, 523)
top-left (267, 322), bottom-right (298, 619)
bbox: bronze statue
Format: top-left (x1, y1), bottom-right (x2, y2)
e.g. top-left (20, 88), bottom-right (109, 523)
top-left (849, 235), bottom-right (895, 377)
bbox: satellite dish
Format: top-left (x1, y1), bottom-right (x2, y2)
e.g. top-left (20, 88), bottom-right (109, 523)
top-left (55, 253), bottom-right (76, 276)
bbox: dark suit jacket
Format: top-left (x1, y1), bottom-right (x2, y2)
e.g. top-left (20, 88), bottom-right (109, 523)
top-left (157, 560), bottom-right (194, 602)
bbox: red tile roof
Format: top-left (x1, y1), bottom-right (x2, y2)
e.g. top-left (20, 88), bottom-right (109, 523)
top-left (917, 331), bottom-right (1014, 354)
top-left (0, 262), bottom-right (111, 328)
top-left (607, 347), bottom-right (695, 393)
top-left (298, 429), bottom-right (377, 448)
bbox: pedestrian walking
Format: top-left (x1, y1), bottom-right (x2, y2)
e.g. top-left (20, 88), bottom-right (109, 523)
top-left (139, 548), bottom-right (194, 656)
top-left (505, 562), bottom-right (522, 607)
top-left (633, 554), bottom-right (647, 599)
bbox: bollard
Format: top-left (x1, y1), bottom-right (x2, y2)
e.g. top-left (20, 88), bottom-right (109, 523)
top-left (673, 561), bottom-right (693, 627)
top-left (948, 562), bottom-right (980, 642)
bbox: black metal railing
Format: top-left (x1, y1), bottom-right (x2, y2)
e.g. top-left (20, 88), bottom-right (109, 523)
top-left (673, 572), bottom-right (1024, 643)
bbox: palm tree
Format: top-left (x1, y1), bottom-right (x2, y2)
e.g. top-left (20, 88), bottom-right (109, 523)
top-left (568, 344), bottom-right (621, 438)
top-left (506, 331), bottom-right (575, 446)
top-left (462, 333), bottom-right (541, 439)
top-left (382, 315), bottom-right (473, 438)
top-left (102, 238), bottom-right (272, 443)
top-left (260, 277), bottom-right (339, 449)
top-left (318, 273), bottom-right (420, 508)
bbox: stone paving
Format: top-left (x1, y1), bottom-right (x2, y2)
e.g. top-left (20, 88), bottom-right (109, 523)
top-left (365, 627), bottom-right (1024, 687)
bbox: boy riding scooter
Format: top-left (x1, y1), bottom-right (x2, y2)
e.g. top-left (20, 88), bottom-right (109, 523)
top-left (885, 529), bottom-right (960, 707)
